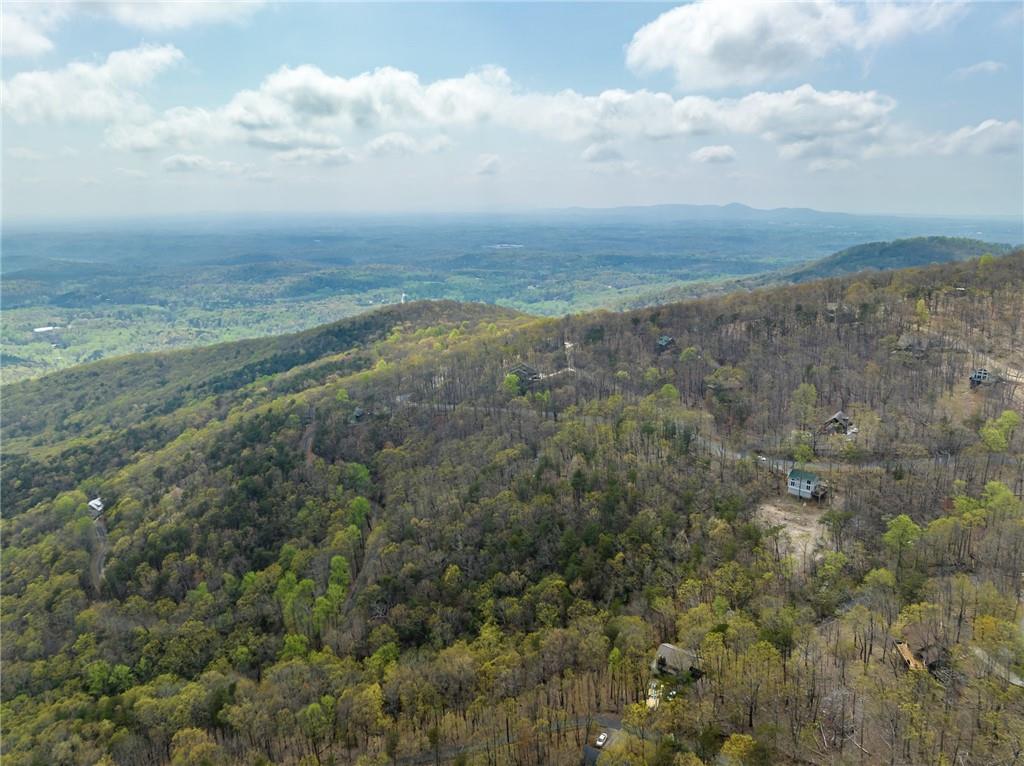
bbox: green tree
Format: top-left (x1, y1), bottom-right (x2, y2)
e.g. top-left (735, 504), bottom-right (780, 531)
top-left (790, 383), bottom-right (817, 432)
top-left (883, 514), bottom-right (921, 574)
top-left (502, 373), bottom-right (522, 397)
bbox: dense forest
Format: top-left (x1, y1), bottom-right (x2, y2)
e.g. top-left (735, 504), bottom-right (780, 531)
top-left (2, 253), bottom-right (1023, 765)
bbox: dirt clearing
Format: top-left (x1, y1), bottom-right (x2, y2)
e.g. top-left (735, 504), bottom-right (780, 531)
top-left (757, 497), bottom-right (827, 569)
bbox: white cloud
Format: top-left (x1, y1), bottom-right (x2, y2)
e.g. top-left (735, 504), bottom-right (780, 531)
top-left (690, 144), bottom-right (736, 163)
top-left (627, 0), bottom-right (964, 90)
top-left (162, 154), bottom-right (216, 173)
top-left (271, 147), bottom-right (355, 166)
top-left (952, 60), bottom-right (1006, 80)
top-left (120, 62), bottom-right (899, 161)
top-left (1, 8), bottom-right (58, 57)
top-left (100, 1), bottom-right (264, 31)
top-left (106, 107), bottom-right (225, 152)
top-left (364, 132), bottom-right (452, 157)
top-left (581, 142), bottom-right (624, 163)
top-left (902, 119), bottom-right (1022, 157)
top-left (808, 158), bottom-right (854, 173)
top-left (56, 58), bottom-right (1011, 174)
top-left (1, 1), bottom-right (263, 59)
top-left (475, 154), bottom-right (501, 176)
top-left (115, 167), bottom-right (149, 179)
top-left (2, 44), bottom-right (183, 123)
top-left (161, 153), bottom-right (250, 176)
top-left (7, 146), bottom-right (46, 160)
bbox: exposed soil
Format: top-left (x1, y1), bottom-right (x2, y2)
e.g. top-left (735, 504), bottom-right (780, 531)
top-left (757, 497), bottom-right (827, 569)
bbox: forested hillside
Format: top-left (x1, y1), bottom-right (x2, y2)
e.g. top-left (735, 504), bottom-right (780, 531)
top-left (3, 254), bottom-right (1023, 766)
top-left (783, 237), bottom-right (1013, 283)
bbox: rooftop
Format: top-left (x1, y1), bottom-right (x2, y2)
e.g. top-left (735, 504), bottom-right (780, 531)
top-left (788, 468), bottom-right (819, 482)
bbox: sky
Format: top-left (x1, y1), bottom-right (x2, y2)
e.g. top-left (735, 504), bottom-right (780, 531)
top-left (2, 1), bottom-right (1023, 221)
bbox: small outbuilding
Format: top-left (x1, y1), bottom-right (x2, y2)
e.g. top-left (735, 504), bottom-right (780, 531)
top-left (787, 468), bottom-right (827, 500)
top-left (88, 497), bottom-right (104, 517)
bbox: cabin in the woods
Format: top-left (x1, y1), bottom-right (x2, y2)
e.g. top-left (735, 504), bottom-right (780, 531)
top-left (656, 335), bottom-right (675, 353)
top-left (650, 643), bottom-right (701, 679)
top-left (787, 468), bottom-right (827, 500)
top-left (822, 410), bottom-right (854, 435)
top-left (508, 362), bottom-right (541, 383)
top-left (969, 368), bottom-right (992, 387)
top-left (88, 497), bottom-right (104, 517)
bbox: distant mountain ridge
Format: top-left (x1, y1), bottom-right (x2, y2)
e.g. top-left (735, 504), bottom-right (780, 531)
top-left (618, 236), bottom-right (1015, 309)
top-left (782, 236), bottom-right (1013, 282)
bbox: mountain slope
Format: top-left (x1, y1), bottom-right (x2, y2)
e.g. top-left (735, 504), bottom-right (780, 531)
top-left (617, 235), bottom-right (1014, 309)
top-left (2, 253), bottom-right (1023, 766)
top-left (783, 235), bottom-right (1012, 282)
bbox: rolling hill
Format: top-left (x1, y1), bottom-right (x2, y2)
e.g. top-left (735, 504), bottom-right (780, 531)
top-left (2, 253), bottom-right (1023, 766)
top-left (782, 235), bottom-right (1013, 282)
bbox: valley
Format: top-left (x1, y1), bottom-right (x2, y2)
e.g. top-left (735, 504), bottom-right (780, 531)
top-left (2, 209), bottom-right (1018, 383)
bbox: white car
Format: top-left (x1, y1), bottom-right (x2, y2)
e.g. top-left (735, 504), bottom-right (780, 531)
top-left (595, 732), bottom-right (609, 748)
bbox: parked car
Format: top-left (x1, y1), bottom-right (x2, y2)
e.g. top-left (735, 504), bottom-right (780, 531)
top-left (595, 732), bottom-right (609, 748)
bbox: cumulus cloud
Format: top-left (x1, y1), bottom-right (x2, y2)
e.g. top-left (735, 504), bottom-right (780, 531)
top-left (627, 0), bottom-right (964, 89)
top-left (1, 1), bottom-right (262, 59)
top-left (106, 107), bottom-right (223, 152)
top-left (272, 147), bottom-right (355, 166)
top-left (891, 119), bottom-right (1023, 157)
top-left (364, 132), bottom-right (452, 157)
top-left (161, 153), bottom-right (251, 176)
top-left (475, 154), bottom-right (501, 175)
top-left (13, 52), bottom-right (1011, 174)
top-left (952, 60), bottom-right (1006, 80)
top-left (690, 144), bottom-right (736, 163)
top-left (1, 7), bottom-right (60, 57)
top-left (108, 62), bottom-right (901, 163)
top-left (2, 44), bottom-right (183, 123)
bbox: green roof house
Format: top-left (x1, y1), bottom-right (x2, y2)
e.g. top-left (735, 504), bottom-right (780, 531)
top-left (788, 468), bottom-right (826, 500)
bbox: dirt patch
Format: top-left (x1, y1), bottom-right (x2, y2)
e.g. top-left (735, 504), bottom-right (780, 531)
top-left (757, 498), bottom-right (826, 568)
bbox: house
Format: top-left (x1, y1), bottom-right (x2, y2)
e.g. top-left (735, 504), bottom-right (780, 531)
top-left (650, 643), bottom-right (700, 678)
top-left (969, 368), bottom-right (992, 387)
top-left (787, 468), bottom-right (827, 500)
top-left (656, 335), bottom-right (676, 353)
top-left (88, 497), bottom-right (104, 517)
top-left (508, 362), bottom-right (541, 383)
top-left (821, 410), bottom-right (854, 435)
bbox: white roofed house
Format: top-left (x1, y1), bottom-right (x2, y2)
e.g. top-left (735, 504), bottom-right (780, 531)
top-left (88, 497), bottom-right (105, 517)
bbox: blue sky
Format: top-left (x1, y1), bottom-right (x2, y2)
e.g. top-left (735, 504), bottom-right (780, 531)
top-left (2, 1), bottom-right (1022, 220)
